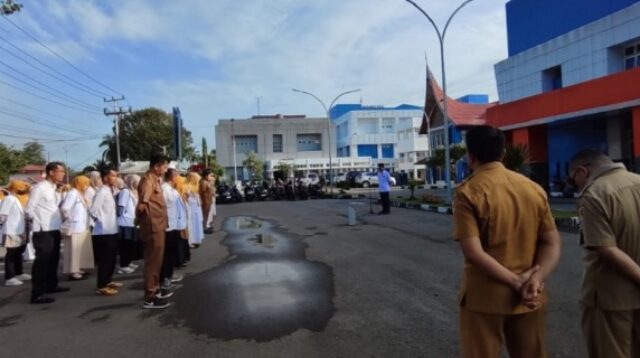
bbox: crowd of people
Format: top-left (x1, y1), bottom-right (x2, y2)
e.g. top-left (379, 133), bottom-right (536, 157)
top-left (0, 153), bottom-right (217, 309)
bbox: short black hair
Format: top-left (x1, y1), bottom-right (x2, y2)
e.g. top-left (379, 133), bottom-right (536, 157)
top-left (100, 166), bottom-right (115, 179)
top-left (150, 153), bottom-right (170, 167)
top-left (202, 168), bottom-right (212, 177)
top-left (46, 162), bottom-right (64, 176)
top-left (465, 126), bottom-right (505, 164)
top-left (377, 163), bottom-right (384, 168)
top-left (165, 168), bottom-right (177, 181)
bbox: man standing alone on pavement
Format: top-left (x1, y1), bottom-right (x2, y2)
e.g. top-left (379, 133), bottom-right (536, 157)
top-left (568, 149), bottom-right (640, 358)
top-left (137, 153), bottom-right (171, 309)
top-left (25, 162), bottom-right (70, 304)
top-left (453, 125), bottom-right (561, 358)
top-left (377, 163), bottom-right (392, 215)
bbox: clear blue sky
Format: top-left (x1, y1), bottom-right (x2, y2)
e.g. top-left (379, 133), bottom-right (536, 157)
top-left (0, 0), bottom-right (508, 169)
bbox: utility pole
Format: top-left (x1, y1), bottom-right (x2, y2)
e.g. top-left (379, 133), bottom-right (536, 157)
top-left (103, 96), bottom-right (132, 172)
top-left (64, 144), bottom-right (69, 184)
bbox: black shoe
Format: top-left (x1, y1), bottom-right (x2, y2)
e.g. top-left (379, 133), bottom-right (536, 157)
top-left (155, 289), bottom-right (174, 300)
top-left (31, 296), bottom-right (55, 304)
top-left (47, 286), bottom-right (71, 293)
top-left (204, 228), bottom-right (214, 234)
top-left (143, 297), bottom-right (171, 309)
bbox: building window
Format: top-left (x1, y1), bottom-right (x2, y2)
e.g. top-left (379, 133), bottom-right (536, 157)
top-left (624, 43), bottom-right (640, 70)
top-left (273, 134), bottom-right (283, 153)
top-left (542, 65), bottom-right (562, 92)
top-left (381, 144), bottom-right (394, 159)
top-left (297, 133), bottom-right (322, 151)
top-left (234, 135), bottom-right (258, 154)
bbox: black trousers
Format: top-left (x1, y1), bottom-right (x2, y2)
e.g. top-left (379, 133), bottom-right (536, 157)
top-left (31, 231), bottom-right (61, 300)
top-left (161, 230), bottom-right (180, 281)
top-left (5, 245), bottom-right (26, 280)
top-left (380, 192), bottom-right (391, 213)
top-left (179, 237), bottom-right (191, 264)
top-left (92, 234), bottom-right (118, 289)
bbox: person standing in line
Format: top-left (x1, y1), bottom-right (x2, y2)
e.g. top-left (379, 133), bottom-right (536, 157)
top-left (85, 171), bottom-right (102, 230)
top-left (376, 163), bottom-right (392, 215)
top-left (89, 168), bottom-right (121, 296)
top-left (0, 180), bottom-right (32, 286)
top-left (136, 153), bottom-right (171, 309)
top-left (453, 126), bottom-right (561, 358)
top-left (568, 149), bottom-right (640, 358)
top-left (200, 169), bottom-right (216, 234)
top-left (116, 174), bottom-right (140, 275)
top-left (186, 172), bottom-right (204, 248)
top-left (60, 176), bottom-right (94, 281)
top-left (161, 168), bottom-right (185, 291)
top-left (25, 162), bottom-right (70, 304)
top-left (175, 175), bottom-right (191, 266)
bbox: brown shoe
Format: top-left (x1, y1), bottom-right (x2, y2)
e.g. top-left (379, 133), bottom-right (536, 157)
top-left (96, 287), bottom-right (118, 296)
top-left (107, 282), bottom-right (124, 289)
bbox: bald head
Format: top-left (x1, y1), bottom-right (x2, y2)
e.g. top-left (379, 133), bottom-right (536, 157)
top-left (569, 149), bottom-right (612, 172)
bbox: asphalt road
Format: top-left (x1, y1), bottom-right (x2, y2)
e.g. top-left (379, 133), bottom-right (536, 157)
top-left (0, 199), bottom-right (586, 357)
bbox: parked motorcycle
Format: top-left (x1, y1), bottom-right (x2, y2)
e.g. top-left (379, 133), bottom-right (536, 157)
top-left (244, 182), bottom-right (256, 202)
top-left (284, 180), bottom-right (296, 201)
top-left (217, 184), bottom-right (233, 204)
top-left (295, 179), bottom-right (309, 200)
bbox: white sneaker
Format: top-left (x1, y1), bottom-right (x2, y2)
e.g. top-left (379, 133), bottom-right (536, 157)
top-left (15, 273), bottom-right (31, 281)
top-left (170, 274), bottom-right (183, 283)
top-left (129, 262), bottom-right (139, 269)
top-left (5, 278), bottom-right (23, 286)
top-left (117, 267), bottom-right (135, 275)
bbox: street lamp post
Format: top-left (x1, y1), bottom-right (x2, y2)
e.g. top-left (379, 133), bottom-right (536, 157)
top-left (405, 0), bottom-right (476, 204)
top-left (292, 88), bottom-right (361, 195)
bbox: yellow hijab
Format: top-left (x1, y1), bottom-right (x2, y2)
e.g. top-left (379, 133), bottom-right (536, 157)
top-left (8, 180), bottom-right (30, 207)
top-left (72, 175), bottom-right (91, 193)
top-left (187, 172), bottom-right (201, 195)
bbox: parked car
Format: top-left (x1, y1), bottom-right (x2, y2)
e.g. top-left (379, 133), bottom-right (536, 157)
top-left (332, 172), bottom-right (348, 184)
top-left (355, 172), bottom-right (379, 188)
top-left (299, 172), bottom-right (320, 185)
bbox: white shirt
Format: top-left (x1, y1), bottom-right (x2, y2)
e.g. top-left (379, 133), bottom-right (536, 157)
top-left (378, 170), bottom-right (392, 193)
top-left (0, 195), bottom-right (25, 235)
top-left (60, 189), bottom-right (89, 234)
top-left (117, 188), bottom-right (137, 228)
top-left (85, 186), bottom-right (96, 206)
top-left (89, 186), bottom-right (118, 235)
top-left (162, 183), bottom-right (188, 231)
top-left (25, 180), bottom-right (62, 232)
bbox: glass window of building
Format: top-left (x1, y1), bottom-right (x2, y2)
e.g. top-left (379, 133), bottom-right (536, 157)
top-left (297, 134), bottom-right (322, 151)
top-left (234, 135), bottom-right (258, 154)
top-left (624, 42), bottom-right (640, 70)
top-left (273, 134), bottom-right (283, 153)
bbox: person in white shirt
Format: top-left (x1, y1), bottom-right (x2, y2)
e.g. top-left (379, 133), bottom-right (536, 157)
top-left (0, 180), bottom-right (32, 286)
top-left (116, 174), bottom-right (140, 275)
top-left (377, 163), bottom-right (393, 215)
top-left (186, 172), bottom-right (204, 248)
top-left (24, 162), bottom-right (69, 304)
top-left (60, 175), bottom-right (94, 280)
top-left (89, 168), bottom-right (122, 296)
top-left (84, 170), bottom-right (102, 228)
top-left (160, 169), bottom-right (186, 290)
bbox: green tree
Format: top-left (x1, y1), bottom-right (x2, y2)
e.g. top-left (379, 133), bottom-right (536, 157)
top-left (0, 143), bottom-right (24, 184)
top-left (242, 151), bottom-right (263, 182)
top-left (202, 137), bottom-right (208, 167)
top-left (503, 144), bottom-right (531, 174)
top-left (21, 141), bottom-right (46, 164)
top-left (274, 161), bottom-right (293, 179)
top-left (100, 107), bottom-right (195, 164)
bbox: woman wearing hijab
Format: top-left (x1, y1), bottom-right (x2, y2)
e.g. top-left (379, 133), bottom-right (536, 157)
top-left (60, 176), bottom-right (94, 280)
top-left (116, 174), bottom-right (140, 275)
top-left (85, 171), bottom-right (102, 207)
top-left (0, 180), bottom-right (31, 286)
top-left (175, 175), bottom-right (191, 265)
top-left (186, 172), bottom-right (204, 248)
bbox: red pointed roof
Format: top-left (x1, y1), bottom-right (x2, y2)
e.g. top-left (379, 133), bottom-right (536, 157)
top-left (420, 69), bottom-right (496, 133)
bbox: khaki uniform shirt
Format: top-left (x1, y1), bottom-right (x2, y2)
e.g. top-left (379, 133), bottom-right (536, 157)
top-left (453, 162), bottom-right (557, 314)
top-left (200, 179), bottom-right (213, 210)
top-left (579, 164), bottom-right (640, 311)
top-left (136, 170), bottom-right (168, 235)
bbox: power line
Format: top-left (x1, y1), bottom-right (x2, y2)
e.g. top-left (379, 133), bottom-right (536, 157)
top-left (0, 78), bottom-right (102, 115)
top-left (0, 95), bottom-right (92, 124)
top-left (71, 147), bottom-right (105, 168)
top-left (0, 131), bottom-right (100, 142)
top-left (0, 34), bottom-right (106, 97)
top-left (2, 14), bottom-right (123, 96)
top-left (0, 107), bottom-right (102, 136)
top-left (0, 65), bottom-right (101, 111)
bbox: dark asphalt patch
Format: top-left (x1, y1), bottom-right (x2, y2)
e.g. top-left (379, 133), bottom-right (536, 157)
top-left (0, 314), bottom-right (23, 327)
top-left (160, 216), bottom-right (336, 342)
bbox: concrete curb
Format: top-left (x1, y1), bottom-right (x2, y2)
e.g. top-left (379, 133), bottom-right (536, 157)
top-left (390, 200), bottom-right (580, 230)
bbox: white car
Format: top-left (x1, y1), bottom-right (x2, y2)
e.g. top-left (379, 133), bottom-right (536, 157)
top-left (332, 172), bottom-right (348, 184)
top-left (355, 172), bottom-right (379, 188)
top-left (300, 172), bottom-right (320, 185)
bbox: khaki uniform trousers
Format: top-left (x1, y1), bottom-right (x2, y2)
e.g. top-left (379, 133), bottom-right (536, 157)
top-left (460, 306), bottom-right (546, 358)
top-left (141, 229), bottom-right (165, 300)
top-left (582, 305), bottom-right (640, 358)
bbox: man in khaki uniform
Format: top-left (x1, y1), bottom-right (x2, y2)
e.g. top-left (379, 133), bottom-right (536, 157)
top-left (568, 149), bottom-right (640, 358)
top-left (453, 125), bottom-right (562, 358)
top-left (136, 153), bottom-right (170, 309)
